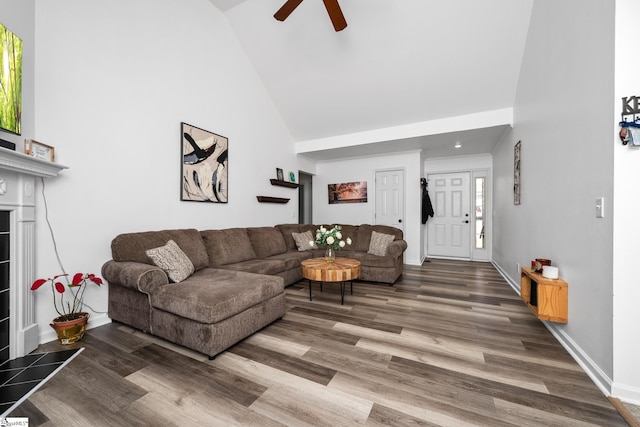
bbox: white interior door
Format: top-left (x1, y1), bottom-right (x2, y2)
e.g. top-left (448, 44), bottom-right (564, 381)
top-left (375, 169), bottom-right (404, 232)
top-left (427, 172), bottom-right (471, 258)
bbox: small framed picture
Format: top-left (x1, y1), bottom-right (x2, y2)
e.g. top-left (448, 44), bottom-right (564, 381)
top-left (288, 171), bottom-right (295, 183)
top-left (24, 139), bottom-right (55, 162)
top-left (276, 168), bottom-right (284, 181)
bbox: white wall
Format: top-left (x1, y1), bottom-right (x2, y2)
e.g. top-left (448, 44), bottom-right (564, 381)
top-left (313, 150), bottom-right (423, 265)
top-left (612, 0), bottom-right (640, 405)
top-left (492, 0), bottom-right (615, 393)
top-left (31, 0), bottom-right (305, 342)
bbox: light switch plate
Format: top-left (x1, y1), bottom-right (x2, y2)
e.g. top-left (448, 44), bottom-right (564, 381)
top-left (596, 197), bottom-right (604, 218)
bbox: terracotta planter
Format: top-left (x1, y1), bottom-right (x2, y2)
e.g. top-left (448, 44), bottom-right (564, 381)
top-left (50, 312), bottom-right (89, 344)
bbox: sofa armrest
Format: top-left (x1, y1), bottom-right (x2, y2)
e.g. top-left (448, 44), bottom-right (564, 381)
top-left (387, 240), bottom-right (408, 258)
top-left (101, 260), bottom-right (169, 294)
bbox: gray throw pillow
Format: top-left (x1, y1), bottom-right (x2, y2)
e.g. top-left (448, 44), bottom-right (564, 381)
top-left (367, 231), bottom-right (395, 256)
top-left (146, 239), bottom-right (194, 283)
top-left (291, 230), bottom-right (318, 251)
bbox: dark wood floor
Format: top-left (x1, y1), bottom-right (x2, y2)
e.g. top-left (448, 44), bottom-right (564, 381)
top-left (10, 259), bottom-right (629, 426)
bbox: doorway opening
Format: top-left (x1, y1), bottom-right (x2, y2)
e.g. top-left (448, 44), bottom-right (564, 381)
top-left (298, 172), bottom-right (313, 224)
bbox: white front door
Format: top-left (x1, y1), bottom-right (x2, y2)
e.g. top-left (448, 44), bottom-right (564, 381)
top-left (375, 169), bottom-right (404, 232)
top-left (427, 172), bottom-right (471, 258)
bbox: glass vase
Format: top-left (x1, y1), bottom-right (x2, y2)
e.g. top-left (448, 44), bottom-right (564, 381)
top-left (325, 247), bottom-right (336, 263)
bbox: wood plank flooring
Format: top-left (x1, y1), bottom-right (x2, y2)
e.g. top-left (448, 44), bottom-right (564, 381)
top-left (9, 259), bottom-right (630, 426)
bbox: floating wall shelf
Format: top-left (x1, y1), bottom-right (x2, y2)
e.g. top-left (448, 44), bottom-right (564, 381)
top-left (520, 267), bottom-right (568, 323)
top-left (270, 179), bottom-right (300, 189)
top-left (256, 196), bottom-right (289, 204)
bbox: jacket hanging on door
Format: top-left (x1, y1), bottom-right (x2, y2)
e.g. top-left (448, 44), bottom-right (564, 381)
top-left (421, 180), bottom-right (434, 224)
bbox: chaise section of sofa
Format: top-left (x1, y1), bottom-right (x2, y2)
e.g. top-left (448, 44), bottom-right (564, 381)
top-left (102, 228), bottom-right (286, 359)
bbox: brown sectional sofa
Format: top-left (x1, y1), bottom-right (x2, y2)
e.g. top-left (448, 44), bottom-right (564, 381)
top-left (101, 224), bottom-right (407, 358)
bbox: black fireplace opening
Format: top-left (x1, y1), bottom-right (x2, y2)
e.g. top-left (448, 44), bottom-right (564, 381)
top-left (0, 211), bottom-right (10, 364)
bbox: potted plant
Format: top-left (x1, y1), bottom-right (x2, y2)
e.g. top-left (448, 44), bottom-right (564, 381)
top-left (31, 272), bottom-right (104, 344)
top-left (314, 225), bottom-right (352, 263)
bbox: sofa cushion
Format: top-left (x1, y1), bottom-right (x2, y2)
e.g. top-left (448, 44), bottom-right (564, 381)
top-left (111, 229), bottom-right (209, 271)
top-left (291, 230), bottom-right (317, 251)
top-left (353, 224), bottom-right (374, 251)
top-left (247, 227), bottom-right (288, 258)
top-left (341, 251), bottom-right (398, 268)
top-left (264, 252), bottom-right (307, 270)
top-left (336, 224), bottom-right (358, 249)
top-left (201, 228), bottom-right (256, 266)
top-left (145, 240), bottom-right (194, 283)
top-left (371, 224), bottom-right (404, 240)
top-left (355, 224), bottom-right (403, 252)
top-left (149, 268), bottom-right (284, 324)
top-left (275, 224), bottom-right (302, 250)
top-left (368, 231), bottom-right (396, 256)
top-left (220, 259), bottom-right (288, 275)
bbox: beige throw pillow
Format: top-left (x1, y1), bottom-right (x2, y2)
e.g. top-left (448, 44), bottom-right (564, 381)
top-left (367, 231), bottom-right (395, 256)
top-left (146, 240), bottom-right (195, 283)
top-left (291, 230), bottom-right (318, 251)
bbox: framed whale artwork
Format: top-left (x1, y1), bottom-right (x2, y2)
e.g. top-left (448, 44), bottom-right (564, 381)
top-left (181, 122), bottom-right (228, 203)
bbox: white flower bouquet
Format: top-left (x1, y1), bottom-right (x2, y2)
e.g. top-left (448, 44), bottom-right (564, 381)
top-left (313, 225), bottom-right (352, 250)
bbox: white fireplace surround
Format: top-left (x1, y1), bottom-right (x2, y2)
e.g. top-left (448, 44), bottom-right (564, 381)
top-left (0, 148), bottom-right (67, 360)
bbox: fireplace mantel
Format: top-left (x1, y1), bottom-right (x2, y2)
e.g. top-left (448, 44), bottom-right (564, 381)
top-left (0, 147), bottom-right (68, 362)
top-left (0, 148), bottom-right (68, 177)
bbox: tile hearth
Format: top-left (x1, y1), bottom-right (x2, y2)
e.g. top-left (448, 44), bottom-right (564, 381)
top-left (0, 348), bottom-right (83, 417)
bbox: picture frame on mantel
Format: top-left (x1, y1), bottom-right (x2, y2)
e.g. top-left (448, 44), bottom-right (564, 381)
top-left (181, 122), bottom-right (228, 203)
top-left (24, 139), bottom-right (55, 162)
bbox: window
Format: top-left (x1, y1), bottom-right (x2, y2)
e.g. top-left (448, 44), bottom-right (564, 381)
top-left (475, 177), bottom-right (485, 249)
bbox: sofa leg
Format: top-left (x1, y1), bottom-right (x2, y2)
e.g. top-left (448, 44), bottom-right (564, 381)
top-left (208, 354), bottom-right (216, 360)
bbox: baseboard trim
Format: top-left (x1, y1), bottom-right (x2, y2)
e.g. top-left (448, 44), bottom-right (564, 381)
top-left (545, 323), bottom-right (613, 397)
top-left (612, 382), bottom-right (640, 406)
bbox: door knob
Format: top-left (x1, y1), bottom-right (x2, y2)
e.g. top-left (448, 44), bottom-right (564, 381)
top-left (398, 219), bottom-right (403, 223)
top-left (463, 220), bottom-right (469, 223)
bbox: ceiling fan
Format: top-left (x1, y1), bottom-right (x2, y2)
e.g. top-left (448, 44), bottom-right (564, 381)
top-left (274, 0), bottom-right (347, 32)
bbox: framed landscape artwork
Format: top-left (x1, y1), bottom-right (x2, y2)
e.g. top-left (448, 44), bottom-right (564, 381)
top-left (0, 22), bottom-right (22, 135)
top-left (181, 122), bottom-right (228, 203)
top-left (328, 181), bottom-right (368, 204)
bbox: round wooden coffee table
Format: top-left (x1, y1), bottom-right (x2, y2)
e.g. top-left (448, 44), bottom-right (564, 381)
top-left (301, 257), bottom-right (361, 305)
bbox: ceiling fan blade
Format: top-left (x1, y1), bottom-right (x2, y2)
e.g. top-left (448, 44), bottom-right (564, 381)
top-left (322, 0), bottom-right (347, 31)
top-left (274, 0), bottom-right (304, 21)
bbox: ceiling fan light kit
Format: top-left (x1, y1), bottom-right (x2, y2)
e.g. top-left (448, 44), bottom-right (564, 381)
top-left (274, 0), bottom-right (347, 32)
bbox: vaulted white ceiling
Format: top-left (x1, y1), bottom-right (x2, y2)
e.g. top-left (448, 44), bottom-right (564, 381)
top-left (209, 0), bottom-right (534, 160)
